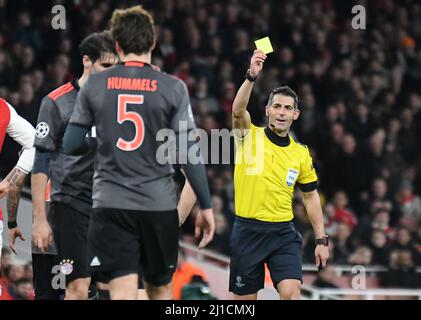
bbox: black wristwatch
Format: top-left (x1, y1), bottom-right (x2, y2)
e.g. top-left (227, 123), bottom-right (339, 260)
top-left (245, 69), bottom-right (257, 82)
top-left (8, 221), bottom-right (17, 229)
top-left (315, 236), bottom-right (329, 246)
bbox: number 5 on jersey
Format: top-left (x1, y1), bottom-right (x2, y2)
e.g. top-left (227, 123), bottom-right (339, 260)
top-left (117, 94), bottom-right (145, 151)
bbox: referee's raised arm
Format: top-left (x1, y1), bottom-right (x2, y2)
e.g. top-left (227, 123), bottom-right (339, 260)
top-left (232, 50), bottom-right (266, 137)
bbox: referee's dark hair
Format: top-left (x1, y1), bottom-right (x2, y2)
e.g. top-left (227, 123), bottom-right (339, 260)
top-left (267, 86), bottom-right (299, 110)
top-left (79, 30), bottom-right (116, 63)
top-left (110, 5), bottom-right (156, 55)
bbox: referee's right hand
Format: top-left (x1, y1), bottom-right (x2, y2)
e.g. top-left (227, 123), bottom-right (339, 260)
top-left (195, 208), bottom-right (215, 249)
top-left (32, 216), bottom-right (53, 253)
top-left (250, 49), bottom-right (267, 78)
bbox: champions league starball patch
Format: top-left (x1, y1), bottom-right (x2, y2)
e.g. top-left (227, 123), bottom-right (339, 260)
top-left (35, 122), bottom-right (50, 139)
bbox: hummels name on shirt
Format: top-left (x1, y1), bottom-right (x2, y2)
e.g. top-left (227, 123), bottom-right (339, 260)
top-left (107, 77), bottom-right (158, 91)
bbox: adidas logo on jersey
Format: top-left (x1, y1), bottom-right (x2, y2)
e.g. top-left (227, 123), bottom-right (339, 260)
top-left (90, 256), bottom-right (101, 267)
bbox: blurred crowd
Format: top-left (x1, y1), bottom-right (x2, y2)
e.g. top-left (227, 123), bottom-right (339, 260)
top-left (0, 0), bottom-right (421, 292)
top-left (0, 248), bottom-right (34, 300)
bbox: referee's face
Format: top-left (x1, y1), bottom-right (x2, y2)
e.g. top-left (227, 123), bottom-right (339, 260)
top-left (266, 94), bottom-right (299, 136)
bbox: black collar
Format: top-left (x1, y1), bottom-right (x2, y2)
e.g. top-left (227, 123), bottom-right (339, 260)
top-left (71, 78), bottom-right (80, 92)
top-left (264, 127), bottom-right (290, 147)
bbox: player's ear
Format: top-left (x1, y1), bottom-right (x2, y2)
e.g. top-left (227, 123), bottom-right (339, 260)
top-left (265, 106), bottom-right (269, 117)
top-left (82, 55), bottom-right (92, 70)
top-left (115, 42), bottom-right (124, 57)
top-left (293, 108), bottom-right (300, 120)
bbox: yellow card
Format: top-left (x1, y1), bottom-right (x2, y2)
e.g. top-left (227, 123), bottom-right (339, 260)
top-left (254, 36), bottom-right (273, 54)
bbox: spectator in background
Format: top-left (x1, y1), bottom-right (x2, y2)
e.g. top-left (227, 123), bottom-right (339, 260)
top-left (368, 229), bottom-right (390, 266)
top-left (333, 133), bottom-right (367, 205)
top-left (393, 227), bottom-right (421, 265)
top-left (348, 246), bottom-right (373, 266)
top-left (10, 278), bottom-right (34, 300)
top-left (325, 191), bottom-right (358, 232)
top-left (312, 266), bottom-right (339, 289)
top-left (397, 180), bottom-right (421, 230)
top-left (332, 223), bottom-right (354, 265)
top-left (356, 208), bottom-right (395, 247)
top-left (361, 178), bottom-right (398, 224)
top-left (380, 250), bottom-right (421, 289)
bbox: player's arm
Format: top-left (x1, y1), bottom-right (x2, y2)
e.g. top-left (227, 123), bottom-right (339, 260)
top-left (172, 80), bottom-right (215, 248)
top-left (31, 151), bottom-right (53, 252)
top-left (301, 189), bottom-right (329, 268)
top-left (1, 102), bottom-right (35, 253)
top-left (0, 103), bottom-right (35, 199)
top-left (301, 189), bottom-right (326, 240)
top-left (178, 169), bottom-right (197, 227)
top-left (63, 82), bottom-right (93, 155)
top-left (298, 147), bottom-right (329, 269)
top-left (5, 166), bottom-right (27, 254)
top-left (232, 50), bottom-right (266, 138)
top-left (31, 96), bottom-right (64, 252)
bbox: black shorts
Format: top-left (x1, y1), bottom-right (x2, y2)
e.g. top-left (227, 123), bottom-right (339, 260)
top-left (92, 268), bottom-right (145, 290)
top-left (229, 217), bottom-right (303, 295)
top-left (51, 201), bottom-right (91, 283)
top-left (88, 208), bottom-right (179, 287)
top-left (32, 253), bottom-right (64, 300)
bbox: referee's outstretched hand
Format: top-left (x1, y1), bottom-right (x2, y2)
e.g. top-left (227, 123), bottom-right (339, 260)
top-left (250, 50), bottom-right (267, 78)
top-left (195, 208), bottom-right (215, 249)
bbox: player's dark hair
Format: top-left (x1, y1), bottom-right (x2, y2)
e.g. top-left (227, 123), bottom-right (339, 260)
top-left (111, 5), bottom-right (156, 55)
top-left (267, 86), bottom-right (299, 109)
top-left (79, 30), bottom-right (116, 63)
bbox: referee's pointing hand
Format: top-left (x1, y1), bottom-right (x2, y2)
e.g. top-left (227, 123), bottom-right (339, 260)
top-left (195, 208), bottom-right (215, 249)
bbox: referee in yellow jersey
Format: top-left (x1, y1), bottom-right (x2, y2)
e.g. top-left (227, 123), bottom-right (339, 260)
top-left (230, 50), bottom-right (329, 300)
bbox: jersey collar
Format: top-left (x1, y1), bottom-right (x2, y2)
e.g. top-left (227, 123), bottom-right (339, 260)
top-left (124, 61), bottom-right (148, 67)
top-left (71, 78), bottom-right (80, 92)
top-left (264, 127), bottom-right (290, 147)
top-left (121, 61), bottom-right (160, 71)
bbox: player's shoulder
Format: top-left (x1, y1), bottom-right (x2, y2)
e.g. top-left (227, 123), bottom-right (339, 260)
top-left (47, 81), bottom-right (76, 102)
top-left (0, 97), bottom-right (11, 112)
top-left (157, 71), bottom-right (187, 89)
top-left (0, 98), bottom-right (19, 116)
top-left (290, 135), bottom-right (309, 152)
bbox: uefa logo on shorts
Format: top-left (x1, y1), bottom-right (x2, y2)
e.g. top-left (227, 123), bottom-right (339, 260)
top-left (59, 259), bottom-right (74, 275)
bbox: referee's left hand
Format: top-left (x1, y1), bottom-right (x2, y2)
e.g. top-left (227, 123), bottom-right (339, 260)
top-left (315, 245), bottom-right (329, 270)
top-left (195, 208), bottom-right (215, 249)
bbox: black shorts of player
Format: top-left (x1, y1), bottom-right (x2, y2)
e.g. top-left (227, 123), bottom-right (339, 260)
top-left (229, 216), bottom-right (303, 295)
top-left (51, 201), bottom-right (91, 284)
top-left (88, 208), bottom-right (179, 287)
top-left (92, 267), bottom-right (145, 290)
top-left (32, 253), bottom-right (64, 300)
